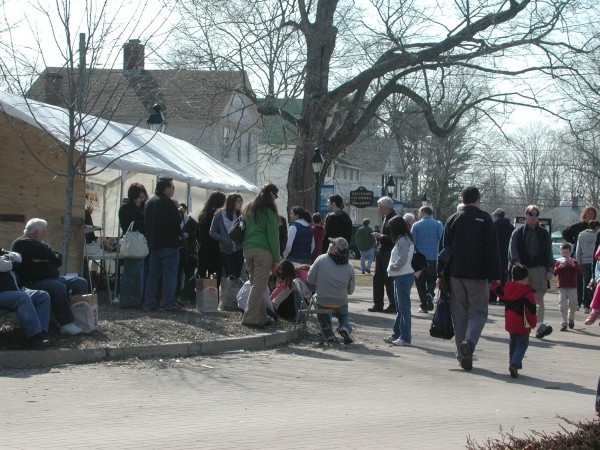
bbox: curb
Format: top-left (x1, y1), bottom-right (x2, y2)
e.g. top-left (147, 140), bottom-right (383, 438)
top-left (0, 329), bottom-right (302, 369)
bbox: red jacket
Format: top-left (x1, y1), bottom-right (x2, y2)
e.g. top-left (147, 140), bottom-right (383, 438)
top-left (553, 258), bottom-right (582, 288)
top-left (490, 281), bottom-right (538, 334)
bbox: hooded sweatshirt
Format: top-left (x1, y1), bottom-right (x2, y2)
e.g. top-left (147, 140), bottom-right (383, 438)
top-left (307, 252), bottom-right (355, 306)
top-left (490, 281), bottom-right (538, 334)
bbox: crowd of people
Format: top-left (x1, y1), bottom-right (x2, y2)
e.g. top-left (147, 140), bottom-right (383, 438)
top-left (3, 180), bottom-right (599, 362)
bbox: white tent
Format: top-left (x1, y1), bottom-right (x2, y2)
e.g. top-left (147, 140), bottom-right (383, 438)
top-left (0, 90), bottom-right (258, 193)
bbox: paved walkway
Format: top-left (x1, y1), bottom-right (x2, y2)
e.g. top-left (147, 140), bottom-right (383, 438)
top-left (0, 282), bottom-right (598, 449)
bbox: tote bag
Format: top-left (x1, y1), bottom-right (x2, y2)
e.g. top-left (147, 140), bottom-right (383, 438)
top-left (120, 222), bottom-right (149, 259)
top-left (429, 291), bottom-right (454, 340)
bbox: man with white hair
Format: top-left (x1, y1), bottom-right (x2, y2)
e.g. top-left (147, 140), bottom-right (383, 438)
top-left (369, 196), bottom-right (397, 313)
top-left (11, 218), bottom-right (85, 335)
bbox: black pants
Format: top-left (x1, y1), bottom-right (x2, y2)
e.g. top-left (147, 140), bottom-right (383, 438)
top-left (372, 251), bottom-right (394, 309)
top-left (415, 261), bottom-right (437, 309)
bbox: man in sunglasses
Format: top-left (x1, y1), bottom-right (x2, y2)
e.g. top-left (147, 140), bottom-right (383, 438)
top-left (509, 205), bottom-right (555, 339)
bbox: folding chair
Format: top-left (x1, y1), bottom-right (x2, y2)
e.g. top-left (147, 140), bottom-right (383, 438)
top-left (293, 279), bottom-right (337, 344)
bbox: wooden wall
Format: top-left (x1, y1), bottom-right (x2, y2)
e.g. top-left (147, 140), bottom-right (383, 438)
top-left (0, 114), bottom-right (85, 273)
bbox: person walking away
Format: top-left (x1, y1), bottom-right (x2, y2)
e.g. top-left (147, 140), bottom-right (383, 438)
top-left (575, 220), bottom-right (600, 314)
top-left (311, 213), bottom-right (325, 263)
top-left (490, 264), bottom-right (538, 378)
top-left (355, 218), bottom-right (376, 274)
top-left (411, 205), bottom-right (443, 313)
top-left (321, 194), bottom-right (353, 254)
top-left (118, 182), bottom-right (148, 309)
top-left (209, 193), bottom-right (245, 278)
top-left (490, 208), bottom-right (515, 304)
top-left (553, 243), bottom-right (581, 331)
top-left (383, 216), bottom-right (415, 347)
top-left (196, 192), bottom-right (226, 284)
top-left (241, 183), bottom-right (281, 328)
top-left (438, 186), bottom-right (501, 371)
top-left (562, 205), bottom-right (597, 309)
top-left (509, 205), bottom-right (555, 339)
top-left (283, 206), bottom-right (314, 264)
top-left (308, 237), bottom-right (355, 344)
top-left (403, 213), bottom-right (415, 230)
top-left (143, 178), bottom-right (183, 312)
top-left (369, 196), bottom-right (397, 313)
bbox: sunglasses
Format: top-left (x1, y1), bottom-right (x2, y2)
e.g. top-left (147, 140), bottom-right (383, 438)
top-left (527, 211), bottom-right (539, 218)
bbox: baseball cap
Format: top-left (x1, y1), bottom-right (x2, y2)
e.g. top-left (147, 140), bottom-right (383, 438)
top-left (328, 237), bottom-right (348, 251)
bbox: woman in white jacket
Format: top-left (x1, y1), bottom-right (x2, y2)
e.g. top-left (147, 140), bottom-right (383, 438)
top-left (384, 215), bottom-right (416, 346)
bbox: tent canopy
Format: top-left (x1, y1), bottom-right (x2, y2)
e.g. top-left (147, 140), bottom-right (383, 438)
top-left (0, 90), bottom-right (258, 193)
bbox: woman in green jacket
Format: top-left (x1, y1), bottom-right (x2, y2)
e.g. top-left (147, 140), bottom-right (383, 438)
top-left (241, 183), bottom-right (281, 327)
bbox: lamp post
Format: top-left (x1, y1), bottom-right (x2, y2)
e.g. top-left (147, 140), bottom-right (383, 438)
top-left (147, 103), bottom-right (167, 133)
top-left (386, 175), bottom-right (396, 198)
top-left (311, 148), bottom-right (324, 212)
top-left (421, 194), bottom-right (428, 206)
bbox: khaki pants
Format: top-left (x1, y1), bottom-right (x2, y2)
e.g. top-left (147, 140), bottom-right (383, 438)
top-left (242, 248), bottom-right (273, 325)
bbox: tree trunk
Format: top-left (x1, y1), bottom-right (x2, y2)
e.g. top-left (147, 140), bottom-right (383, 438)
top-left (286, 0), bottom-right (338, 213)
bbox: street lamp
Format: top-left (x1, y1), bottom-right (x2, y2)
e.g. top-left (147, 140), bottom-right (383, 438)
top-left (147, 103), bottom-right (167, 133)
top-left (311, 148), bottom-right (324, 212)
top-left (421, 193), bottom-right (428, 206)
top-left (386, 175), bottom-right (396, 198)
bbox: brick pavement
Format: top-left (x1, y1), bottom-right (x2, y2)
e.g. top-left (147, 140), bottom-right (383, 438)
top-left (0, 281), bottom-right (598, 449)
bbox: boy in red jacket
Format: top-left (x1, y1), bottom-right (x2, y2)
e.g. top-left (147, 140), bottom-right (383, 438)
top-left (490, 265), bottom-right (537, 378)
top-left (553, 242), bottom-right (582, 331)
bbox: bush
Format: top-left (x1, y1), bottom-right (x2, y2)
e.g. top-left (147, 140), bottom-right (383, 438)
top-left (466, 417), bottom-right (600, 450)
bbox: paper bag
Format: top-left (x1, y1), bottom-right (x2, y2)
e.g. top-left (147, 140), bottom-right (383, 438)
top-left (196, 277), bottom-right (219, 313)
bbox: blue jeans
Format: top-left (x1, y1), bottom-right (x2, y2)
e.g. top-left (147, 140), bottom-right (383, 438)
top-left (30, 276), bottom-right (88, 326)
top-left (144, 247), bottom-right (180, 311)
top-left (120, 257), bottom-right (145, 308)
top-left (0, 289), bottom-right (51, 337)
top-left (392, 273), bottom-right (415, 343)
top-left (360, 248), bottom-right (374, 273)
top-left (316, 303), bottom-right (351, 339)
top-left (509, 333), bottom-right (529, 368)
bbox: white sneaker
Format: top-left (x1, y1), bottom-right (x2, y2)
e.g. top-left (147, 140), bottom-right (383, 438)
top-left (383, 335), bottom-right (397, 343)
top-left (392, 338), bottom-right (410, 346)
top-left (60, 322), bottom-right (82, 335)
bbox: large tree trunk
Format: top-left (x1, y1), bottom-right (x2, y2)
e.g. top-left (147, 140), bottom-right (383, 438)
top-left (286, 0), bottom-right (338, 213)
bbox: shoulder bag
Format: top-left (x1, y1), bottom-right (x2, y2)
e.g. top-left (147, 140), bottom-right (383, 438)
top-left (228, 214), bottom-right (246, 246)
top-left (120, 222), bottom-right (149, 259)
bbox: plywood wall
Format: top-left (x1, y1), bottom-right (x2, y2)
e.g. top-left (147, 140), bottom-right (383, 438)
top-left (0, 114), bottom-right (85, 273)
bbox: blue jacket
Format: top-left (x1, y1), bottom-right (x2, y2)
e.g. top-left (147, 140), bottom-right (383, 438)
top-left (439, 205), bottom-right (501, 280)
top-left (411, 215), bottom-right (443, 261)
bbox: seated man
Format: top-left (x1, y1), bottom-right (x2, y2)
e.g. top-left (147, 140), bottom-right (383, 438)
top-left (0, 248), bottom-right (52, 348)
top-left (11, 218), bottom-right (84, 335)
top-left (308, 237), bottom-right (356, 344)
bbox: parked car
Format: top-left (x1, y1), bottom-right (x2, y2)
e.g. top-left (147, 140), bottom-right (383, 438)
top-left (349, 224), bottom-right (361, 260)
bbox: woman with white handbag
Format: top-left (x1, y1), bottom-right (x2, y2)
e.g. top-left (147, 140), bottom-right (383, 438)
top-left (118, 183), bottom-right (148, 309)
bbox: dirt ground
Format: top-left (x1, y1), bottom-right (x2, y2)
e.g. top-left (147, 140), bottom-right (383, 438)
top-left (0, 300), bottom-right (297, 351)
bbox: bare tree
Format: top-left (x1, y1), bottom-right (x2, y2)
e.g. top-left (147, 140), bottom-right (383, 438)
top-left (168, 0), bottom-right (599, 210)
top-left (0, 0), bottom-right (170, 272)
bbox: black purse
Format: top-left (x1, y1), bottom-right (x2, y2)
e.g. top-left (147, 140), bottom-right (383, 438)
top-left (228, 215), bottom-right (246, 245)
top-left (411, 250), bottom-right (428, 272)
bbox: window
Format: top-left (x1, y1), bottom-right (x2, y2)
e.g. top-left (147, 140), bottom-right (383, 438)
top-left (247, 135), bottom-right (252, 162)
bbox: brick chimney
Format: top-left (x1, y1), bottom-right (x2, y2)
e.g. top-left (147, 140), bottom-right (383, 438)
top-left (123, 39), bottom-right (144, 76)
top-left (44, 72), bottom-right (63, 106)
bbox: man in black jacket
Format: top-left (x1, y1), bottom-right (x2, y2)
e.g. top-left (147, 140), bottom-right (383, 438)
top-left (322, 195), bottom-right (353, 254)
top-left (439, 187), bottom-right (501, 371)
top-left (11, 218), bottom-right (86, 335)
top-left (143, 177), bottom-right (183, 312)
top-left (369, 196), bottom-right (397, 313)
